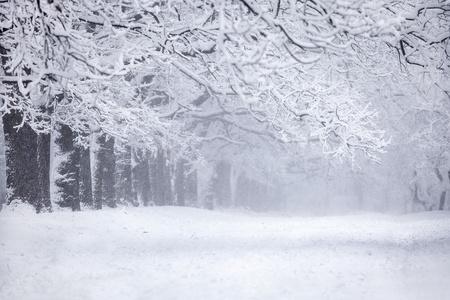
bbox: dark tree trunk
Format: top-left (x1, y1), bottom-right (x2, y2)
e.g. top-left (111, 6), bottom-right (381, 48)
top-left (93, 132), bottom-right (116, 209)
top-left (141, 153), bottom-right (151, 206)
top-left (130, 149), bottom-right (139, 204)
top-left (35, 103), bottom-right (52, 213)
top-left (131, 149), bottom-right (151, 206)
top-left (412, 171), bottom-right (428, 211)
top-left (1, 44), bottom-right (52, 213)
top-left (148, 152), bottom-right (159, 205)
top-left (36, 131), bottom-right (52, 212)
top-left (3, 110), bottom-right (39, 207)
top-left (174, 159), bottom-right (197, 207)
top-left (79, 145), bottom-right (93, 208)
top-left (439, 191), bottom-right (446, 210)
top-left (138, 150), bottom-right (151, 206)
top-left (54, 124), bottom-right (80, 211)
top-left (92, 133), bottom-right (105, 210)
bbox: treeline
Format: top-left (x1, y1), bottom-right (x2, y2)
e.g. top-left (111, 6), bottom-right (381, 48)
top-left (2, 109), bottom-right (197, 212)
top-left (2, 110), bottom-right (282, 213)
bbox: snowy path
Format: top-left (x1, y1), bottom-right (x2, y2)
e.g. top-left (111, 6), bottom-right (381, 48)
top-left (1, 205), bottom-right (450, 300)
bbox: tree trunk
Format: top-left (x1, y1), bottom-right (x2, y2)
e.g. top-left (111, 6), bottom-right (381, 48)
top-left (102, 135), bottom-right (116, 208)
top-left (185, 168), bottom-right (197, 206)
top-left (174, 160), bottom-right (198, 207)
top-left (140, 151), bottom-right (151, 206)
top-left (175, 160), bottom-right (186, 206)
top-left (131, 149), bottom-right (151, 206)
top-left (36, 131), bottom-right (52, 212)
top-left (436, 168), bottom-right (447, 211)
top-left (150, 149), bottom-right (172, 206)
top-left (162, 151), bottom-right (173, 205)
top-left (1, 44), bottom-right (51, 213)
top-left (92, 133), bottom-right (105, 210)
top-left (93, 132), bottom-right (116, 209)
top-left (130, 149), bottom-right (139, 205)
top-left (229, 164), bottom-right (239, 208)
top-left (0, 122), bottom-right (6, 211)
top-left (54, 124), bottom-right (80, 211)
top-left (439, 191), bottom-right (446, 210)
top-left (79, 145), bottom-right (93, 208)
top-left (115, 144), bottom-right (134, 206)
top-left (3, 110), bottom-right (38, 208)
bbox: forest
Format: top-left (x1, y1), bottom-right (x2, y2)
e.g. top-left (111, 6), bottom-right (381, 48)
top-left (1, 1), bottom-right (450, 300)
top-left (0, 1), bottom-right (449, 213)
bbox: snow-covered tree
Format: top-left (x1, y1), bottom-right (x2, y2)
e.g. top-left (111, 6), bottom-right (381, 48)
top-left (1, 0), bottom-right (448, 211)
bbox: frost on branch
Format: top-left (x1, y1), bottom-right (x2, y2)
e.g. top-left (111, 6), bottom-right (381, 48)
top-left (2, 0), bottom-right (446, 163)
top-left (307, 88), bottom-right (388, 163)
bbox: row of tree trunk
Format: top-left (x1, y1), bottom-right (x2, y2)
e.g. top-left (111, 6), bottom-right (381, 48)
top-left (2, 111), bottom-right (197, 212)
top-left (209, 160), bottom-right (283, 211)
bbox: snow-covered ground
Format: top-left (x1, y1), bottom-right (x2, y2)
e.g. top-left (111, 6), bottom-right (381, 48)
top-left (1, 204), bottom-right (450, 300)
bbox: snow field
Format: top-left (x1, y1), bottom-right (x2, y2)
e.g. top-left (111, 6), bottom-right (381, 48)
top-left (1, 205), bottom-right (450, 300)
